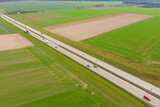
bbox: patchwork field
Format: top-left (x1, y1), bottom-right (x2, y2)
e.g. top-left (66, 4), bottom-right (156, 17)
top-left (0, 46), bottom-right (114, 106)
top-left (64, 1), bottom-right (123, 5)
top-left (83, 16), bottom-right (160, 86)
top-left (0, 33), bottom-right (33, 51)
top-left (10, 7), bottom-right (160, 28)
top-left (44, 13), bottom-right (152, 41)
top-left (83, 16), bottom-right (160, 63)
top-left (10, 7), bottom-right (160, 87)
top-left (90, 7), bottom-right (117, 10)
top-left (0, 17), bottom-right (148, 107)
top-left (0, 19), bottom-right (15, 34)
top-left (0, 1), bottom-right (94, 11)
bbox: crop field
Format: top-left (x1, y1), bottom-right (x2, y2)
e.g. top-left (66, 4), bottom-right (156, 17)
top-left (64, 1), bottom-right (123, 5)
top-left (0, 1), bottom-right (94, 11)
top-left (0, 18), bottom-right (147, 107)
top-left (83, 16), bottom-right (160, 63)
top-left (44, 13), bottom-right (152, 41)
top-left (0, 19), bottom-right (15, 34)
top-left (9, 7), bottom-right (160, 87)
top-left (0, 33), bottom-right (33, 51)
top-left (0, 46), bottom-right (114, 106)
top-left (82, 16), bottom-right (160, 86)
top-left (10, 7), bottom-right (160, 87)
top-left (11, 7), bottom-right (160, 28)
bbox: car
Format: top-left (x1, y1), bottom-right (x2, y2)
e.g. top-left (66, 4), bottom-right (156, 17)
top-left (87, 65), bottom-right (90, 67)
top-left (143, 95), bottom-right (151, 101)
top-left (93, 65), bottom-right (98, 68)
top-left (26, 30), bottom-right (30, 33)
top-left (55, 46), bottom-right (58, 48)
top-left (44, 40), bottom-right (49, 44)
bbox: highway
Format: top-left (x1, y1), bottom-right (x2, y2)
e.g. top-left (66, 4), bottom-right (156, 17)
top-left (1, 14), bottom-right (160, 98)
top-left (1, 14), bottom-right (160, 106)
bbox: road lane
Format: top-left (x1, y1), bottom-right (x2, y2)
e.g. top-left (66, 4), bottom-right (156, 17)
top-left (1, 14), bottom-right (159, 98)
top-left (1, 14), bottom-right (160, 106)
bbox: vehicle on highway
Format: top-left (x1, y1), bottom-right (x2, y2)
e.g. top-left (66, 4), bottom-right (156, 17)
top-left (55, 46), bottom-right (58, 48)
top-left (44, 39), bottom-right (49, 44)
top-left (93, 65), bottom-right (98, 68)
top-left (143, 95), bottom-right (151, 101)
top-left (26, 30), bottom-right (30, 33)
top-left (87, 65), bottom-right (90, 67)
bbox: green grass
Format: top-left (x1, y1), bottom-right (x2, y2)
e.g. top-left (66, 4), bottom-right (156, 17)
top-left (83, 16), bottom-right (160, 83)
top-left (11, 7), bottom-right (160, 86)
top-left (0, 19), bottom-right (15, 34)
top-left (0, 18), bottom-right (148, 107)
top-left (64, 1), bottom-right (123, 5)
top-left (9, 7), bottom-right (160, 87)
top-left (83, 16), bottom-right (160, 63)
top-left (11, 7), bottom-right (160, 27)
top-left (0, 46), bottom-right (114, 107)
top-left (9, 7), bottom-right (160, 88)
top-left (0, 1), bottom-right (94, 12)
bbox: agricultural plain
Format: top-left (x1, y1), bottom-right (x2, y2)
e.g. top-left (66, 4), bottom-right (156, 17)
top-left (11, 7), bottom-right (160, 27)
top-left (0, 19), bottom-right (113, 106)
top-left (0, 19), bottom-right (15, 34)
top-left (0, 18), bottom-right (147, 107)
top-left (0, 46), bottom-right (114, 107)
top-left (83, 16), bottom-right (160, 63)
top-left (0, 33), bottom-right (33, 51)
top-left (0, 1), bottom-right (94, 11)
top-left (64, 1), bottom-right (123, 5)
top-left (10, 7), bottom-right (160, 87)
top-left (44, 13), bottom-right (152, 41)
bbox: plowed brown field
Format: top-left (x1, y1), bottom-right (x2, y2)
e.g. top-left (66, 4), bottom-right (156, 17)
top-left (0, 33), bottom-right (33, 51)
top-left (44, 13), bottom-right (152, 41)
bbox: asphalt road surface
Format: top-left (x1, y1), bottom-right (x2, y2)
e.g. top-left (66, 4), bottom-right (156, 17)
top-left (2, 14), bottom-right (160, 98)
top-left (1, 14), bottom-right (160, 107)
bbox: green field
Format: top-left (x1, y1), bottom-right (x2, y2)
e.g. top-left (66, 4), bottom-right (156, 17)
top-left (0, 18), bottom-right (147, 107)
top-left (10, 7), bottom-right (160, 87)
top-left (83, 16), bottom-right (160, 84)
top-left (0, 19), bottom-right (15, 34)
top-left (0, 46), bottom-right (114, 107)
top-left (83, 16), bottom-right (160, 63)
top-left (11, 7), bottom-right (160, 27)
top-left (64, 1), bottom-right (123, 5)
top-left (0, 1), bottom-right (94, 11)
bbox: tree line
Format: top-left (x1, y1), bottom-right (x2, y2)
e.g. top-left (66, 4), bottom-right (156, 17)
top-left (0, 0), bottom-right (160, 3)
top-left (123, 0), bottom-right (160, 8)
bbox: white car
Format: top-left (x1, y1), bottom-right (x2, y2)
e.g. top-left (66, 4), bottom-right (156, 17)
top-left (44, 39), bottom-right (49, 44)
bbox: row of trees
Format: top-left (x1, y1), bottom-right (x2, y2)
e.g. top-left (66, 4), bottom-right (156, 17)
top-left (123, 0), bottom-right (160, 8)
top-left (0, 0), bottom-right (90, 1)
top-left (0, 0), bottom-right (160, 3)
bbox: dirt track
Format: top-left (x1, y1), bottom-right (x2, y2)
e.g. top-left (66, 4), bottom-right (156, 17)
top-left (44, 13), bottom-right (152, 41)
top-left (0, 33), bottom-right (33, 51)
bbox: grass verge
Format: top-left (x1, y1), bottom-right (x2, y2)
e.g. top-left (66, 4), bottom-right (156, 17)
top-left (9, 7), bottom-right (160, 87)
top-left (0, 17), bottom-right (148, 106)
